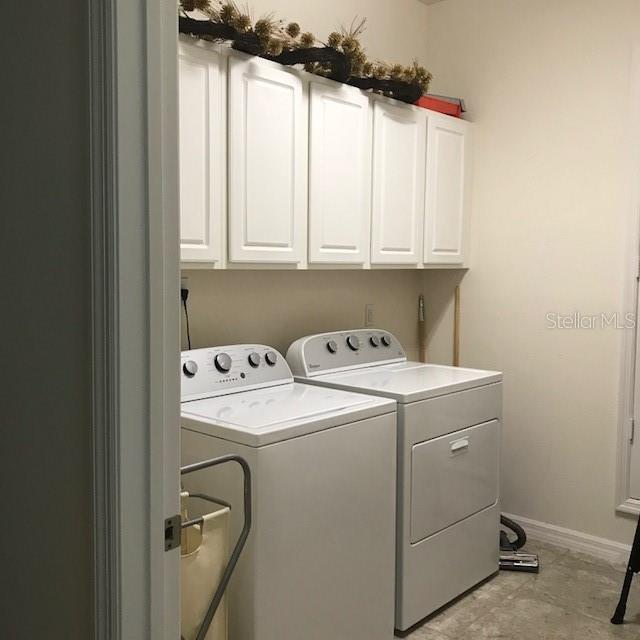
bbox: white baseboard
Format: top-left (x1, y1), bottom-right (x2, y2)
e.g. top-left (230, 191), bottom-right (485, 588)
top-left (502, 512), bottom-right (631, 564)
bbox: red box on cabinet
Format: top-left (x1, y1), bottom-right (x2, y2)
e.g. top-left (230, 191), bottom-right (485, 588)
top-left (415, 95), bottom-right (465, 118)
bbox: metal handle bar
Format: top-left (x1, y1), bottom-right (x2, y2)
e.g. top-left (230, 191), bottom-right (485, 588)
top-left (181, 454), bottom-right (252, 640)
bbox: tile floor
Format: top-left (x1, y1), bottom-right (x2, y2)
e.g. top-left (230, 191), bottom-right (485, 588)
top-left (401, 540), bottom-right (640, 639)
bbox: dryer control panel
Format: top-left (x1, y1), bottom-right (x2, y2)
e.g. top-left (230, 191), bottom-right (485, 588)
top-left (286, 329), bottom-right (406, 377)
top-left (181, 345), bottom-right (293, 401)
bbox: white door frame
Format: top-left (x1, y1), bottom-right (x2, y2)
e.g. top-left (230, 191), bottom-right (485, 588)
top-left (90, 1), bottom-right (180, 638)
top-left (616, 44), bottom-right (640, 515)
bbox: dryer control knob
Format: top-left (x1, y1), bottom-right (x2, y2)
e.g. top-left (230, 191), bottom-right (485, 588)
top-left (183, 360), bottom-right (198, 377)
top-left (369, 336), bottom-right (380, 348)
top-left (381, 335), bottom-right (391, 347)
top-left (326, 340), bottom-right (338, 354)
top-left (214, 353), bottom-right (232, 373)
top-left (248, 352), bottom-right (261, 368)
top-left (265, 351), bottom-right (278, 366)
top-left (346, 335), bottom-right (360, 351)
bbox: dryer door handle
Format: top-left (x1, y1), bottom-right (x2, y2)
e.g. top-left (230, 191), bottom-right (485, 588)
top-left (450, 437), bottom-right (470, 455)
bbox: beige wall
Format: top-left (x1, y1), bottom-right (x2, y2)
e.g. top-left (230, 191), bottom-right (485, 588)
top-left (182, 269), bottom-right (427, 359)
top-left (245, 0), bottom-right (430, 64)
top-left (426, 0), bottom-right (640, 543)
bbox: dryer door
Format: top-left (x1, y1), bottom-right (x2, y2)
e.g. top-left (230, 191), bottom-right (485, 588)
top-left (410, 419), bottom-right (499, 543)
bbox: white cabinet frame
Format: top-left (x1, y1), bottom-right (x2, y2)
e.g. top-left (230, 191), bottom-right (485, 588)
top-left (177, 48), bottom-right (477, 272)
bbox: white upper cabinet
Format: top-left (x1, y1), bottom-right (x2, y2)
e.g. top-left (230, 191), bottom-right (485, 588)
top-left (371, 99), bottom-right (426, 266)
top-left (227, 55), bottom-right (307, 265)
top-left (177, 45), bottom-right (473, 271)
top-left (424, 113), bottom-right (472, 265)
top-left (178, 42), bottom-right (225, 265)
top-left (308, 81), bottom-right (372, 265)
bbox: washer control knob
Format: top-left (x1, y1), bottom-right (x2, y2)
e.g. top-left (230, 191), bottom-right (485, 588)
top-left (326, 340), bottom-right (338, 354)
top-left (182, 360), bottom-right (198, 377)
top-left (381, 334), bottom-right (392, 347)
top-left (248, 352), bottom-right (261, 368)
top-left (265, 351), bottom-right (278, 366)
top-left (369, 336), bottom-right (380, 348)
top-left (214, 353), bottom-right (232, 373)
top-left (346, 335), bottom-right (360, 351)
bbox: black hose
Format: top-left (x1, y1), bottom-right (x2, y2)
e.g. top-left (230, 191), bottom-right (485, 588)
top-left (500, 515), bottom-right (527, 551)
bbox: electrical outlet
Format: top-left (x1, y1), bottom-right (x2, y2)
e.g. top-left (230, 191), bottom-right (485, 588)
top-left (364, 304), bottom-right (375, 327)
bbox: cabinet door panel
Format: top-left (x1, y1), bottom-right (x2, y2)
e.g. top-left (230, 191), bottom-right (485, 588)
top-left (371, 101), bottom-right (426, 265)
top-left (308, 82), bottom-right (371, 264)
top-left (178, 44), bottom-right (225, 264)
top-left (424, 114), bottom-right (471, 265)
top-left (228, 57), bottom-right (306, 264)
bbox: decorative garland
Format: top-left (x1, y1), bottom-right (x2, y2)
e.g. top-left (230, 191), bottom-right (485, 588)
top-left (179, 2), bottom-right (432, 104)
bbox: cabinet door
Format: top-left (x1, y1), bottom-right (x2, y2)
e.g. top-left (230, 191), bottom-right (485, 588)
top-left (178, 43), bottom-right (225, 264)
top-left (308, 82), bottom-right (371, 265)
top-left (424, 114), bottom-right (472, 265)
top-left (228, 56), bottom-right (307, 264)
top-left (371, 100), bottom-right (426, 265)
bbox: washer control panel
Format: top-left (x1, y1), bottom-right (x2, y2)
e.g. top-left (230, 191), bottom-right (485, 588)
top-left (181, 344), bottom-right (292, 401)
top-left (286, 329), bottom-right (406, 377)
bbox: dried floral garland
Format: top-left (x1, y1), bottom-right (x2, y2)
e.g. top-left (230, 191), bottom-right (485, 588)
top-left (178, 1), bottom-right (432, 104)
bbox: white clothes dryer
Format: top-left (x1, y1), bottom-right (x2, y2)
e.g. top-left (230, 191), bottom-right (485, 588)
top-left (286, 329), bottom-right (503, 631)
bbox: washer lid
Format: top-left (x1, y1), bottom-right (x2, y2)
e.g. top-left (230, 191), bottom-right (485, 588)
top-left (302, 361), bottom-right (502, 404)
top-left (181, 381), bottom-right (395, 446)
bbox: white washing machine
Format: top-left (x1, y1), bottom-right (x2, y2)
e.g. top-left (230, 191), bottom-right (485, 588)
top-left (180, 344), bottom-right (397, 640)
top-left (286, 329), bottom-right (503, 632)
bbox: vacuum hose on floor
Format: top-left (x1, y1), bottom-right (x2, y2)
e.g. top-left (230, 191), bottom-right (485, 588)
top-left (500, 515), bottom-right (527, 551)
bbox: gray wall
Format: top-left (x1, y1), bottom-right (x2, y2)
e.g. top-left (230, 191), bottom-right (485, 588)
top-left (0, 2), bottom-right (93, 637)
